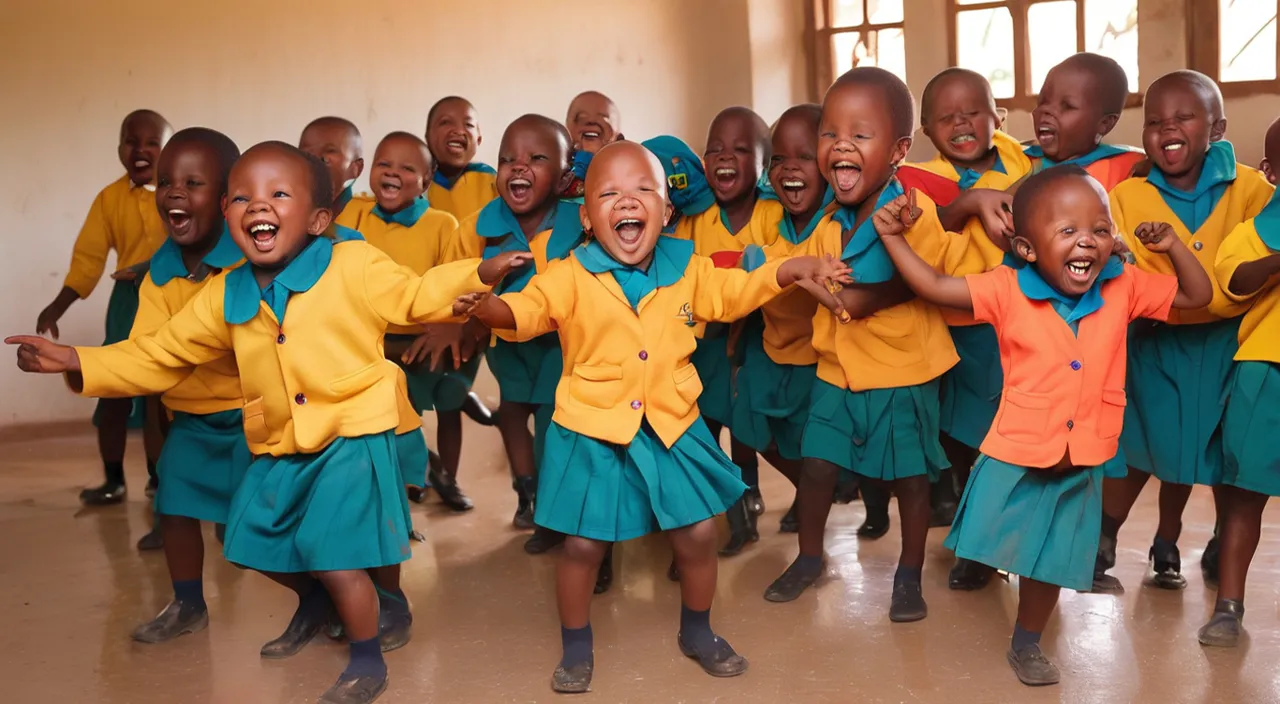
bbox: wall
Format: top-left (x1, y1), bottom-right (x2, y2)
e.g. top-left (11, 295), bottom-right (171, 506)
top-left (0, 0), bottom-right (771, 426)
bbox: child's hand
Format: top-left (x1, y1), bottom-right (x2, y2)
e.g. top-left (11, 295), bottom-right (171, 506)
top-left (873, 189), bottom-right (923, 238)
top-left (786, 255), bottom-right (856, 323)
top-left (6, 335), bottom-right (80, 374)
top-left (477, 252), bottom-right (534, 285)
top-left (968, 189), bottom-right (1014, 240)
top-left (1134, 221), bottom-right (1178, 254)
top-left (35, 306), bottom-right (63, 340)
top-left (452, 292), bottom-right (512, 330)
top-left (402, 324), bottom-right (467, 371)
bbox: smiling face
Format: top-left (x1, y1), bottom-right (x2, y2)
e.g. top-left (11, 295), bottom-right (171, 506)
top-left (370, 134), bottom-right (431, 214)
top-left (299, 120), bottom-right (363, 204)
top-left (705, 109), bottom-right (768, 207)
top-left (496, 118), bottom-right (571, 217)
top-left (819, 81), bottom-right (912, 208)
top-left (922, 73), bottom-right (999, 169)
top-left (224, 146), bottom-right (331, 269)
top-left (155, 140), bottom-right (225, 249)
top-left (567, 92), bottom-right (621, 153)
top-left (1015, 175), bottom-right (1116, 296)
top-left (426, 98), bottom-right (481, 172)
top-left (768, 108), bottom-right (824, 218)
top-left (1032, 64), bottom-right (1113, 162)
top-left (1142, 77), bottom-right (1224, 185)
top-left (581, 142), bottom-right (673, 267)
top-left (118, 112), bottom-right (172, 186)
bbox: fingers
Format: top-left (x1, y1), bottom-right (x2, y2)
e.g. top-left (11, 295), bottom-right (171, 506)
top-left (902, 189), bottom-right (922, 226)
top-left (796, 279), bottom-right (851, 324)
top-left (452, 293), bottom-right (483, 317)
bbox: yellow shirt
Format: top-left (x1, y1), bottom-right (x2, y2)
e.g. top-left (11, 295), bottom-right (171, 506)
top-left (747, 208), bottom-right (823, 366)
top-left (800, 194), bottom-right (958, 391)
top-left (75, 239), bottom-right (488, 456)
top-left (335, 196), bottom-right (462, 334)
top-left (427, 168), bottom-right (498, 221)
top-left (1214, 219), bottom-right (1280, 364)
top-left (1111, 167), bottom-right (1273, 324)
top-left (671, 198), bottom-right (785, 255)
top-left (63, 175), bottom-right (168, 298)
top-left (498, 244), bottom-right (786, 447)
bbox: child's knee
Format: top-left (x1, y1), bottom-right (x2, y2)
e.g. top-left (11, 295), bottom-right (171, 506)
top-left (669, 519), bottom-right (717, 557)
top-left (562, 536), bottom-right (608, 565)
top-left (801, 458), bottom-right (839, 484)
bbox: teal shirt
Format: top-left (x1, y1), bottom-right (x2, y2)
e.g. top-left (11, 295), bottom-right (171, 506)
top-left (572, 237), bottom-right (695, 309)
top-left (1146, 141), bottom-right (1236, 234)
top-left (149, 224), bottom-right (243, 286)
top-left (371, 195), bottom-right (429, 227)
top-left (224, 235), bottom-right (332, 324)
top-left (1008, 253), bottom-right (1126, 335)
top-left (830, 178), bottom-right (905, 284)
top-left (1025, 143), bottom-right (1130, 169)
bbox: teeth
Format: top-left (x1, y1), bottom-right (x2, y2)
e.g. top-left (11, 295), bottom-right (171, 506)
top-left (1164, 143), bottom-right (1185, 151)
top-left (510, 178), bottom-right (531, 188)
top-left (447, 140), bottom-right (465, 148)
top-left (833, 161), bottom-right (858, 169)
top-left (134, 160), bottom-right (149, 167)
top-left (715, 168), bottom-right (736, 176)
top-left (1067, 262), bottom-right (1090, 275)
top-left (168, 209), bottom-right (188, 216)
top-left (951, 135), bottom-right (975, 143)
top-left (781, 179), bottom-right (805, 188)
top-left (584, 131), bottom-right (600, 138)
top-left (249, 223), bottom-right (277, 234)
top-left (615, 219), bottom-right (642, 229)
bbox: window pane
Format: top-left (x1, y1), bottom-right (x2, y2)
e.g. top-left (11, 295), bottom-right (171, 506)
top-left (868, 0), bottom-right (903, 24)
top-left (956, 8), bottom-right (1016, 99)
top-left (1028, 1), bottom-right (1079, 93)
top-left (831, 0), bottom-right (864, 27)
top-left (1220, 0), bottom-right (1277, 82)
top-left (1084, 0), bottom-right (1139, 92)
top-left (832, 28), bottom-right (907, 82)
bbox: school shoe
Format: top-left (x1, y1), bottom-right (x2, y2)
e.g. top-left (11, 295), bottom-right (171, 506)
top-left (551, 657), bottom-right (594, 693)
top-left (1198, 599), bottom-right (1245, 647)
top-left (718, 496), bottom-right (759, 556)
top-left (778, 499), bottom-right (799, 533)
top-left (678, 633), bottom-right (748, 677)
top-left (594, 547), bottom-right (614, 594)
top-left (1148, 540), bottom-right (1187, 590)
top-left (1201, 537), bottom-right (1221, 588)
top-left (130, 600), bottom-right (209, 643)
top-left (80, 481), bottom-right (127, 506)
top-left (136, 515), bottom-right (164, 551)
top-left (318, 673), bottom-right (388, 704)
top-left (427, 461), bottom-right (473, 513)
top-left (461, 392), bottom-right (496, 427)
top-left (889, 580), bottom-right (928, 622)
top-left (948, 558), bottom-right (995, 591)
top-left (261, 591), bottom-right (332, 658)
top-left (763, 557), bottom-right (825, 602)
top-left (1006, 644), bottom-right (1061, 686)
top-left (745, 486), bottom-right (764, 516)
top-left (512, 477), bottom-right (536, 530)
top-left (524, 527), bottom-right (567, 555)
top-left (1091, 531), bottom-right (1124, 594)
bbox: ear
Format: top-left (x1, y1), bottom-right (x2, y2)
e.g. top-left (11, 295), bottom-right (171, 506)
top-left (1097, 112), bottom-right (1121, 138)
top-left (349, 158), bottom-right (365, 182)
top-left (1262, 158), bottom-right (1276, 185)
top-left (615, 132), bottom-right (626, 143)
top-left (1011, 235), bottom-right (1036, 263)
top-left (891, 136), bottom-right (913, 165)
top-left (221, 194), bottom-right (228, 214)
top-left (579, 203), bottom-right (592, 235)
top-left (308, 206), bottom-right (334, 236)
top-left (557, 167), bottom-right (577, 195)
top-left (1209, 118), bottom-right (1228, 142)
top-left (664, 200), bottom-right (675, 228)
top-left (921, 122), bottom-right (933, 140)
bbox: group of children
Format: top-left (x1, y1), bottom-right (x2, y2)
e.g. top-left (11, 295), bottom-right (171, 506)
top-left (10, 50), bottom-right (1280, 701)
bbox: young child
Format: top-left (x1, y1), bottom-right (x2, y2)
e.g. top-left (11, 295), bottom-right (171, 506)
top-left (761, 68), bottom-right (950, 624)
top-left (1198, 116), bottom-right (1280, 648)
top-left (336, 132), bottom-right (490, 513)
top-left (909, 68), bottom-right (1035, 589)
top-left (37, 109), bottom-right (173, 505)
top-left (1026, 53), bottom-right (1145, 191)
top-left (425, 96), bottom-right (498, 219)
top-left (299, 116), bottom-right (365, 219)
top-left (452, 140), bottom-right (850, 693)
top-left (124, 128), bottom-right (246, 643)
top-left (566, 90), bottom-right (623, 154)
top-left (9, 142), bottom-right (522, 704)
top-left (1094, 71), bottom-right (1274, 593)
top-left (875, 166), bottom-right (1211, 685)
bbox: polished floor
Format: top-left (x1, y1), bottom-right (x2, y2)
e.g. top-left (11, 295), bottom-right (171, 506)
top-left (3, 393), bottom-right (1280, 703)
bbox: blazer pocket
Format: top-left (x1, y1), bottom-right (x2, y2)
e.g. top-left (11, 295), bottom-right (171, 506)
top-left (569, 364), bottom-right (624, 409)
top-left (1098, 388), bottom-right (1127, 439)
top-left (242, 397), bottom-right (270, 445)
top-left (673, 363), bottom-right (704, 406)
top-left (330, 363), bottom-right (384, 396)
top-left (996, 387), bottom-right (1052, 443)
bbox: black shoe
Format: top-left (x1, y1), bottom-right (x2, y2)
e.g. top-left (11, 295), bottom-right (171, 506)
top-left (461, 392), bottom-right (496, 427)
top-left (667, 559), bottom-right (680, 582)
top-left (948, 558), bottom-right (994, 591)
top-left (551, 658), bottom-right (594, 693)
top-left (136, 525), bottom-right (164, 552)
top-left (377, 591), bottom-right (412, 653)
top-left (718, 496), bottom-right (759, 557)
top-left (745, 486), bottom-right (764, 516)
top-left (594, 549), bottom-right (613, 594)
top-left (80, 481), bottom-right (126, 506)
top-left (889, 580), bottom-right (928, 622)
top-left (1198, 599), bottom-right (1244, 647)
top-left (833, 476), bottom-right (859, 504)
top-left (778, 500), bottom-right (799, 534)
top-left (513, 475), bottom-right (536, 530)
top-left (144, 475), bottom-right (158, 499)
top-left (427, 462), bottom-right (473, 513)
top-left (524, 527), bottom-right (566, 555)
top-left (763, 558), bottom-right (824, 602)
top-left (1201, 537), bottom-right (1221, 588)
top-left (1091, 572), bottom-right (1125, 594)
top-left (406, 486), bottom-right (427, 504)
top-left (409, 530), bottom-right (426, 543)
top-left (260, 591), bottom-right (331, 659)
top-left (1007, 644), bottom-right (1061, 686)
top-left (678, 633), bottom-right (748, 677)
top-left (1096, 526), bottom-right (1118, 573)
top-left (130, 600), bottom-right (208, 643)
top-left (857, 511), bottom-right (890, 539)
top-left (1148, 540), bottom-right (1187, 590)
top-left (318, 673), bottom-right (389, 704)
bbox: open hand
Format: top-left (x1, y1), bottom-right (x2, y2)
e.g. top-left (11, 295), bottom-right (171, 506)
top-left (6, 335), bottom-right (79, 373)
top-left (969, 189), bottom-right (1014, 240)
top-left (35, 305), bottom-right (63, 340)
top-left (873, 189), bottom-right (923, 238)
top-left (402, 324), bottom-right (468, 371)
top-left (477, 252), bottom-right (534, 285)
top-left (1134, 221), bottom-right (1178, 254)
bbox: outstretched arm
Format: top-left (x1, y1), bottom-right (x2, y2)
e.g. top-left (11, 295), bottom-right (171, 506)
top-left (874, 190), bottom-right (974, 311)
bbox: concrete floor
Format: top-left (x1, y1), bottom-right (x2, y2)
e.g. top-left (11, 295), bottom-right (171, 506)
top-left (3, 383), bottom-right (1280, 703)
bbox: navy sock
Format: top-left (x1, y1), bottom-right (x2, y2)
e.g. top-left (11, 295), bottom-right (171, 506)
top-left (1152, 534), bottom-right (1178, 554)
top-left (103, 461), bottom-right (125, 486)
top-left (1011, 624), bottom-right (1041, 652)
top-left (794, 553), bottom-right (824, 573)
top-left (297, 580), bottom-right (330, 620)
top-left (894, 566), bottom-right (923, 588)
top-left (559, 624), bottom-right (593, 668)
top-left (1101, 513), bottom-right (1120, 541)
top-left (342, 637), bottom-right (386, 680)
top-left (172, 579), bottom-right (205, 610)
top-left (679, 606), bottom-right (716, 654)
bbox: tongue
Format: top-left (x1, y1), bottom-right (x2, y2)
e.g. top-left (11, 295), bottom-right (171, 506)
top-left (833, 168), bottom-right (859, 191)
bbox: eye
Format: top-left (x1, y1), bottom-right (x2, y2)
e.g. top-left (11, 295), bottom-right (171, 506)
top-left (855, 133), bottom-right (870, 140)
top-left (230, 195), bottom-right (248, 203)
top-left (600, 191), bottom-right (618, 198)
top-left (157, 177), bottom-right (170, 187)
top-left (1061, 227), bottom-right (1076, 236)
top-left (532, 154), bottom-right (548, 162)
top-left (498, 156), bottom-right (513, 164)
top-left (820, 131), bottom-right (836, 139)
top-left (769, 156), bottom-right (783, 166)
top-left (273, 190), bottom-right (289, 198)
top-left (187, 179), bottom-right (203, 187)
top-left (376, 161), bottom-right (390, 168)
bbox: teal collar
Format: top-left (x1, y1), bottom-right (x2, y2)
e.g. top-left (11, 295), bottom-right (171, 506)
top-left (149, 224), bottom-right (243, 286)
top-left (224, 235), bottom-right (332, 324)
top-left (328, 224), bottom-right (365, 242)
top-left (478, 199), bottom-right (583, 294)
top-left (641, 136), bottom-right (716, 217)
top-left (574, 236), bottom-right (694, 309)
top-left (773, 187), bottom-right (834, 245)
top-left (1146, 141), bottom-right (1236, 233)
top-left (1252, 186), bottom-right (1280, 251)
top-left (372, 194), bottom-right (429, 227)
top-left (830, 178), bottom-right (904, 283)
top-left (957, 155), bottom-right (1006, 190)
top-left (1025, 143), bottom-right (1128, 169)
top-left (1009, 254), bottom-right (1125, 326)
top-left (432, 162), bottom-right (496, 190)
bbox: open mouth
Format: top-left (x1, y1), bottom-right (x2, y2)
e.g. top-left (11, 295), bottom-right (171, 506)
top-left (1160, 139), bottom-right (1188, 164)
top-left (167, 209), bottom-right (192, 237)
top-left (378, 179), bottom-right (402, 199)
top-left (247, 220), bottom-right (280, 253)
top-left (581, 129), bottom-right (601, 141)
top-left (949, 133), bottom-right (979, 151)
top-left (830, 160), bottom-right (862, 193)
top-left (713, 166), bottom-right (738, 189)
top-left (1065, 258), bottom-right (1094, 284)
top-left (507, 177), bottom-right (532, 201)
top-left (445, 138), bottom-right (467, 155)
top-left (1036, 122), bottom-right (1057, 149)
top-left (613, 217), bottom-right (645, 246)
top-left (779, 177), bottom-right (808, 206)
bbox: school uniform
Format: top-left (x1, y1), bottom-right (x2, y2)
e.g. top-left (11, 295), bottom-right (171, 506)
top-left (64, 175), bottom-right (168, 426)
top-left (908, 132), bottom-right (1033, 449)
top-left (797, 183), bottom-right (957, 481)
top-left (1214, 195), bottom-right (1280, 496)
top-left (493, 236), bottom-right (788, 540)
top-left (944, 258), bottom-right (1179, 589)
top-left (1024, 143), bottom-right (1146, 192)
top-left (427, 164), bottom-right (497, 220)
top-left (131, 229), bottom-right (248, 524)
top-left (72, 236), bottom-right (488, 572)
top-left (1110, 142), bottom-right (1274, 486)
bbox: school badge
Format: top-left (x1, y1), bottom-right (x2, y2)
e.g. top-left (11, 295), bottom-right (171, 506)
top-left (677, 302), bottom-right (696, 327)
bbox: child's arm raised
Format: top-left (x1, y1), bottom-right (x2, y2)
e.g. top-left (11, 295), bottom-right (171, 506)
top-left (691, 256), bottom-right (853, 323)
top-left (453, 258), bottom-right (576, 341)
top-left (1133, 222), bottom-right (1213, 309)
top-left (938, 188), bottom-right (1014, 247)
top-left (873, 190), bottom-right (975, 311)
top-left (363, 244), bottom-right (530, 325)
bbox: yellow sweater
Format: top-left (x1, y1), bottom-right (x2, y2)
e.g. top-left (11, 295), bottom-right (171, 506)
top-left (63, 175), bottom-right (168, 298)
top-left (1214, 218), bottom-right (1280, 364)
top-left (427, 168), bottom-right (497, 221)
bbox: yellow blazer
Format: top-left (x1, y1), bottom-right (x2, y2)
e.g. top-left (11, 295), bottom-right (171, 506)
top-left (427, 169), bottom-right (498, 221)
top-left (747, 210), bottom-right (823, 366)
top-left (63, 175), bottom-right (168, 298)
top-left (671, 198), bottom-right (785, 256)
top-left (1214, 218), bottom-right (1280, 364)
top-left (75, 239), bottom-right (488, 456)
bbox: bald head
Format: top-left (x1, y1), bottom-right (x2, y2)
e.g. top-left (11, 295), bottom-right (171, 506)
top-left (1055, 53), bottom-right (1129, 116)
top-left (586, 140), bottom-right (665, 194)
top-left (567, 91), bottom-right (622, 153)
top-left (1146, 70), bottom-right (1225, 123)
top-left (921, 68), bottom-right (995, 124)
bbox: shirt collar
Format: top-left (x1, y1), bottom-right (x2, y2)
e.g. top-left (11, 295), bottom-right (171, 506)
top-left (1146, 140), bottom-right (1238, 202)
top-left (432, 162), bottom-right (496, 190)
top-left (774, 187), bottom-right (835, 245)
top-left (833, 178), bottom-right (904, 262)
top-left (372, 194), bottom-right (430, 227)
top-left (1007, 253), bottom-right (1125, 324)
top-left (223, 235), bottom-right (332, 324)
top-left (326, 223), bottom-right (365, 242)
top-left (957, 156), bottom-right (1006, 190)
top-left (574, 236), bottom-right (693, 284)
top-left (149, 224), bottom-right (244, 286)
top-left (1024, 142), bottom-right (1129, 169)
top-left (479, 199), bottom-right (583, 294)
top-left (333, 184), bottom-right (354, 216)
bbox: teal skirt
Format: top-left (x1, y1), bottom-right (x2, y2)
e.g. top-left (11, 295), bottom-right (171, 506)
top-left (1222, 361), bottom-right (1280, 496)
top-left (1121, 318), bottom-right (1240, 486)
top-left (535, 419), bottom-right (746, 542)
top-left (386, 334), bottom-right (483, 413)
top-left (730, 327), bottom-right (815, 461)
top-left (488, 335), bottom-right (561, 406)
top-left (395, 429), bottom-right (429, 489)
top-left (93, 279), bottom-right (145, 428)
top-left (944, 455), bottom-right (1104, 591)
top-left (155, 409), bottom-right (251, 524)
top-left (691, 327), bottom-right (734, 426)
top-left (801, 379), bottom-right (948, 481)
top-left (939, 324), bottom-right (1002, 450)
top-left (223, 431), bottom-right (412, 572)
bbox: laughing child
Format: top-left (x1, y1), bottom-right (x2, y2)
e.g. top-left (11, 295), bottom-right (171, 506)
top-left (299, 116), bottom-right (365, 219)
top-left (425, 96), bottom-right (498, 219)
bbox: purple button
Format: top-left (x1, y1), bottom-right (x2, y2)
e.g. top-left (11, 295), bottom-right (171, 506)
top-left (630, 400), bottom-right (642, 410)
top-left (277, 334), bottom-right (286, 344)
top-left (1070, 360), bottom-right (1081, 371)
top-left (639, 350), bottom-right (648, 361)
top-left (295, 393), bottom-right (306, 405)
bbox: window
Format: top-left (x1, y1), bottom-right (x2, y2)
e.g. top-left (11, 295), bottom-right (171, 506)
top-left (946, 0), bottom-right (1139, 111)
top-left (1189, 0), bottom-right (1279, 95)
top-left (810, 0), bottom-right (907, 96)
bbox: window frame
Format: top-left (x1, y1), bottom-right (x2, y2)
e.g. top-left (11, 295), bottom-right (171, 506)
top-left (1187, 0), bottom-right (1280, 98)
top-left (810, 0), bottom-right (908, 99)
top-left (944, 0), bottom-right (1143, 113)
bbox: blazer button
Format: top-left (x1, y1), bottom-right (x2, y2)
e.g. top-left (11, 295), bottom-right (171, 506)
top-left (277, 334), bottom-right (286, 344)
top-left (639, 350), bottom-right (648, 360)
top-left (1070, 360), bottom-right (1081, 371)
top-left (1066, 419), bottom-right (1074, 430)
top-left (630, 400), bottom-right (642, 410)
top-left (295, 393), bottom-right (307, 405)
